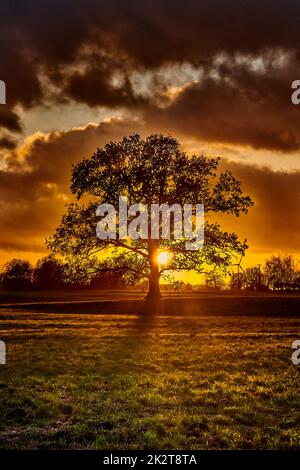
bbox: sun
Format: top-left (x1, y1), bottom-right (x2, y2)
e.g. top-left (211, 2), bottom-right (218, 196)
top-left (157, 250), bottom-right (172, 266)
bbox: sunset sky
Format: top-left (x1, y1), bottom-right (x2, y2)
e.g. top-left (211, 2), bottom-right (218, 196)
top-left (1, 0), bottom-right (300, 270)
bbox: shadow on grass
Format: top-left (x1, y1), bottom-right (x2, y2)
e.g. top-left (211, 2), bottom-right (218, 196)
top-left (2, 294), bottom-right (300, 316)
top-left (97, 299), bottom-right (162, 373)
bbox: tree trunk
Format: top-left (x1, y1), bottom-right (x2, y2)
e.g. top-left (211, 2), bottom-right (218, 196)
top-left (146, 244), bottom-right (161, 300)
top-left (147, 264), bottom-right (161, 299)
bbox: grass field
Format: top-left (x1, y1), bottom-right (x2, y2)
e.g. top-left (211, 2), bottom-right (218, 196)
top-left (0, 291), bottom-right (299, 449)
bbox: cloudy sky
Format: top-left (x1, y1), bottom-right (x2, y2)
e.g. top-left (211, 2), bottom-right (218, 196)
top-left (1, 0), bottom-right (300, 267)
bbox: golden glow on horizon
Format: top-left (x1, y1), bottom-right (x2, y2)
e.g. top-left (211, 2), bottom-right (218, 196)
top-left (157, 250), bottom-right (172, 266)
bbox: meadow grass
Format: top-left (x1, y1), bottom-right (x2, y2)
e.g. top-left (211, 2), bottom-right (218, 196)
top-left (0, 293), bottom-right (299, 449)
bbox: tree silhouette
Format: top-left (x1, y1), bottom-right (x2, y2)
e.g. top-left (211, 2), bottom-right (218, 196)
top-left (264, 255), bottom-right (296, 290)
top-left (47, 134), bottom-right (253, 299)
top-left (205, 269), bottom-right (226, 290)
top-left (33, 255), bottom-right (64, 289)
top-left (0, 259), bottom-right (33, 290)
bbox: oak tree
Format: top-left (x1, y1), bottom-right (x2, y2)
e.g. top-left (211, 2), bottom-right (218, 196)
top-left (47, 134), bottom-right (253, 299)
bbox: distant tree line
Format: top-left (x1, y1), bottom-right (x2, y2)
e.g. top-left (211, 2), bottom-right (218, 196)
top-left (1, 254), bottom-right (300, 292)
top-left (0, 256), bottom-right (126, 291)
top-left (229, 255), bottom-right (300, 291)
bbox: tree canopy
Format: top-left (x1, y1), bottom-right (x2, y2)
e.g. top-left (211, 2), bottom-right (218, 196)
top-left (47, 134), bottom-right (253, 299)
top-left (0, 259), bottom-right (33, 290)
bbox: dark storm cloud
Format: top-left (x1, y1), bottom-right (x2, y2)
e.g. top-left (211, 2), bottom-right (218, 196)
top-left (0, 136), bottom-right (17, 150)
top-left (147, 62), bottom-right (300, 152)
top-left (65, 64), bottom-right (143, 108)
top-left (1, 0), bottom-right (300, 150)
top-left (0, 108), bottom-right (22, 132)
top-left (221, 160), bottom-right (300, 252)
top-left (7, 0), bottom-right (296, 66)
top-left (0, 118), bottom-right (299, 254)
top-left (0, 118), bottom-right (143, 251)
